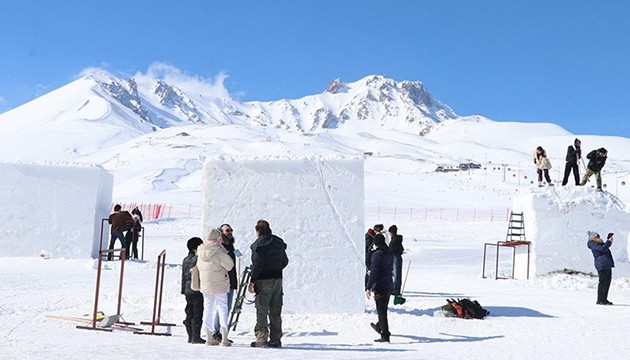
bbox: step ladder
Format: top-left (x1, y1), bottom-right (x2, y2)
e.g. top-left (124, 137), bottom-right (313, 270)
top-left (506, 212), bottom-right (526, 242)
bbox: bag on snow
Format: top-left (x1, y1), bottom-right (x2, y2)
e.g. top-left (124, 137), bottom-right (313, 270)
top-left (442, 298), bottom-right (489, 319)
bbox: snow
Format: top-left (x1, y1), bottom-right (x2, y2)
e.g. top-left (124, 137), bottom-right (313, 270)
top-left (3, 70), bottom-right (630, 358)
top-left (201, 157), bottom-right (365, 314)
top-left (0, 163), bottom-right (112, 258)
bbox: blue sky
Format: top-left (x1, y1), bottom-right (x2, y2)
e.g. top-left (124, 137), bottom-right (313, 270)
top-left (1, 0), bottom-right (629, 137)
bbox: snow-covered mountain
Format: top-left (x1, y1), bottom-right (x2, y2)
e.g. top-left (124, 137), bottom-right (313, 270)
top-left (0, 71), bottom-right (458, 162)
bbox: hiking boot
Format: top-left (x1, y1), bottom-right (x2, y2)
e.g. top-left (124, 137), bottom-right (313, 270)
top-left (205, 329), bottom-right (220, 346)
top-left (605, 300), bottom-right (614, 305)
top-left (596, 301), bottom-right (607, 305)
top-left (191, 337), bottom-right (206, 344)
top-left (267, 340), bottom-right (282, 348)
top-left (374, 337), bottom-right (390, 343)
top-left (370, 322), bottom-right (382, 334)
top-left (251, 341), bottom-right (268, 348)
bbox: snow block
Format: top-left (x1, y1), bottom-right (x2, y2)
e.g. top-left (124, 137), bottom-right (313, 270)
top-left (202, 157), bottom-right (365, 314)
top-left (0, 163), bottom-right (113, 258)
top-left (513, 187), bottom-right (630, 276)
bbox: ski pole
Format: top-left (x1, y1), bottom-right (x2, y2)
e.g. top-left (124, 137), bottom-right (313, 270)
top-left (400, 260), bottom-right (412, 296)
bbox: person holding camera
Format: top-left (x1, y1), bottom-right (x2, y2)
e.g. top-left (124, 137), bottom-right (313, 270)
top-left (587, 231), bottom-right (615, 305)
top-left (580, 148), bottom-right (608, 190)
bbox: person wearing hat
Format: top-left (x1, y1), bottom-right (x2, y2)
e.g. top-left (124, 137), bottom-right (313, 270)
top-left (365, 224), bottom-right (384, 290)
top-left (580, 147), bottom-right (608, 190)
top-left (562, 138), bottom-right (582, 186)
top-left (181, 237), bottom-right (205, 344)
top-left (587, 231), bottom-right (615, 305)
top-left (197, 228), bottom-right (234, 346)
top-left (388, 225), bottom-right (404, 296)
top-left (366, 232), bottom-right (394, 343)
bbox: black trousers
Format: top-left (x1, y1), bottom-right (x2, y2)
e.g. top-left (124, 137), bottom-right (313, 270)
top-left (374, 292), bottom-right (391, 340)
top-left (184, 293), bottom-right (204, 339)
top-left (537, 169), bottom-right (552, 183)
top-left (597, 269), bottom-right (612, 303)
top-left (562, 162), bottom-right (580, 186)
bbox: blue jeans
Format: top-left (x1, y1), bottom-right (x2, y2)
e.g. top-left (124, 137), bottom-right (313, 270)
top-left (392, 254), bottom-right (403, 295)
top-left (213, 288), bottom-right (234, 333)
top-left (108, 232), bottom-right (127, 260)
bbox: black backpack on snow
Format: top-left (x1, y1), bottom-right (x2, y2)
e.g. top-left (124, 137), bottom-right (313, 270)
top-left (457, 298), bottom-right (489, 319)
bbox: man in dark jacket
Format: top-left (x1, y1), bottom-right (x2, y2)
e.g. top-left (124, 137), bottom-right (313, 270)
top-left (562, 138), bottom-right (582, 186)
top-left (181, 237), bottom-right (205, 344)
top-left (366, 233), bottom-right (394, 343)
top-left (107, 204), bottom-right (134, 261)
top-left (388, 225), bottom-right (404, 295)
top-left (365, 224), bottom-right (384, 290)
top-left (212, 223), bottom-right (238, 342)
top-left (587, 231), bottom-right (615, 305)
top-left (580, 148), bottom-right (607, 190)
top-left (248, 220), bottom-right (289, 348)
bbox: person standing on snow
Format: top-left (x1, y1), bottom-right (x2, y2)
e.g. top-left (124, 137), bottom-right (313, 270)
top-left (212, 223), bottom-right (238, 343)
top-left (562, 138), bottom-right (582, 186)
top-left (388, 225), bottom-right (404, 296)
top-left (367, 232), bottom-right (394, 343)
top-left (580, 148), bottom-right (608, 190)
top-left (587, 231), bottom-right (615, 305)
top-left (107, 204), bottom-right (134, 261)
top-left (132, 206), bottom-right (144, 222)
top-left (197, 228), bottom-right (234, 346)
top-left (181, 237), bottom-right (205, 344)
top-left (248, 220), bottom-right (289, 348)
top-left (533, 146), bottom-right (554, 187)
top-left (365, 224), bottom-right (384, 290)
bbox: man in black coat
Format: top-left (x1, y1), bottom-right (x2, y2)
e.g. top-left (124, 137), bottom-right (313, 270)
top-left (580, 147), bottom-right (608, 190)
top-left (365, 224), bottom-right (384, 290)
top-left (388, 225), bottom-right (404, 295)
top-left (366, 233), bottom-right (394, 343)
top-left (181, 237), bottom-right (205, 344)
top-left (562, 138), bottom-right (582, 186)
top-left (248, 220), bottom-right (289, 348)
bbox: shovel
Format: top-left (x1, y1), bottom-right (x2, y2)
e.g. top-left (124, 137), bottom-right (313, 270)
top-left (393, 260), bottom-right (411, 305)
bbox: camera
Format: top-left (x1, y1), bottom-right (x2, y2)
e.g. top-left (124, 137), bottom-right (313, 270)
top-left (607, 232), bottom-right (614, 239)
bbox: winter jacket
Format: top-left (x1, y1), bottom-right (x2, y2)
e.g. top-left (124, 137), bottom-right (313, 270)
top-left (197, 242), bottom-right (234, 295)
top-left (131, 208), bottom-right (144, 222)
top-left (565, 146), bottom-right (582, 164)
top-left (250, 234), bottom-right (289, 282)
top-left (108, 211), bottom-right (134, 234)
top-left (586, 150), bottom-right (607, 172)
top-left (367, 248), bottom-right (394, 295)
top-left (181, 251), bottom-right (202, 296)
top-left (223, 242), bottom-right (238, 290)
top-left (587, 239), bottom-right (615, 271)
top-left (389, 234), bottom-right (404, 255)
top-left (533, 151), bottom-right (552, 170)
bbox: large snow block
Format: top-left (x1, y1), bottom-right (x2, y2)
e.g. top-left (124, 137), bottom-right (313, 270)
top-left (202, 157), bottom-right (365, 314)
top-left (513, 187), bottom-right (630, 276)
top-left (0, 163), bottom-right (113, 258)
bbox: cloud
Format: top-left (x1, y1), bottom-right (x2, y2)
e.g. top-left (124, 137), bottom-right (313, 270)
top-left (133, 62), bottom-right (231, 99)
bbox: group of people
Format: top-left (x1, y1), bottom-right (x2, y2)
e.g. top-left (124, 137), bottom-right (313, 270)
top-left (364, 223), bottom-right (405, 343)
top-left (181, 220), bottom-right (288, 348)
top-left (107, 205), bottom-right (143, 260)
top-left (533, 138), bottom-right (608, 190)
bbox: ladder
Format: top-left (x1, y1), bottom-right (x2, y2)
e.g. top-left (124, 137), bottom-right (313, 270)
top-left (506, 212), bottom-right (526, 242)
top-left (228, 266), bottom-right (252, 331)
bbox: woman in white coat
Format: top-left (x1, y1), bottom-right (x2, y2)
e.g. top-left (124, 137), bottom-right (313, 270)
top-left (533, 146), bottom-right (554, 187)
top-left (197, 228), bottom-right (234, 346)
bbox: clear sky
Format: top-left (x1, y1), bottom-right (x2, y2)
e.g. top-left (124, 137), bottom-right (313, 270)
top-left (1, 0), bottom-right (629, 137)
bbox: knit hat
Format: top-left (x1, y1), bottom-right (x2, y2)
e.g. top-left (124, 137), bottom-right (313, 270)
top-left (206, 228), bottom-right (221, 241)
top-left (587, 231), bottom-right (600, 240)
top-left (187, 237), bottom-right (203, 251)
top-left (388, 225), bottom-right (398, 234)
